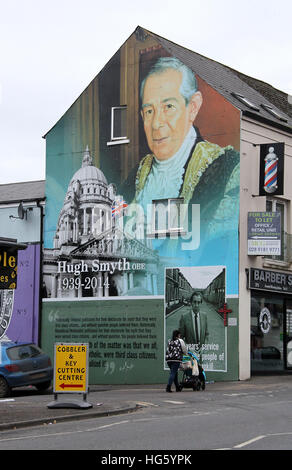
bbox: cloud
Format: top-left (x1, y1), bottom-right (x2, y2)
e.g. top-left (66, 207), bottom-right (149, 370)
top-left (1, 0), bottom-right (291, 183)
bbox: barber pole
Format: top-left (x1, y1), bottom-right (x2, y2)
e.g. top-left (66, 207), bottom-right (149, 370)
top-left (264, 147), bottom-right (278, 193)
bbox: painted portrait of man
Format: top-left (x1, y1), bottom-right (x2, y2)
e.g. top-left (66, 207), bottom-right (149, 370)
top-left (122, 56), bottom-right (239, 284)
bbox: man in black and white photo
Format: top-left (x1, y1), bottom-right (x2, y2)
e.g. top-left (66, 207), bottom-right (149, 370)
top-left (179, 292), bottom-right (209, 348)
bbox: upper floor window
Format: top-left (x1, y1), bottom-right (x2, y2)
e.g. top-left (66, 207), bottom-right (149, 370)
top-left (107, 106), bottom-right (130, 146)
top-left (231, 92), bottom-right (259, 111)
top-left (261, 104), bottom-right (288, 122)
top-left (266, 198), bottom-right (290, 262)
top-left (148, 198), bottom-right (186, 237)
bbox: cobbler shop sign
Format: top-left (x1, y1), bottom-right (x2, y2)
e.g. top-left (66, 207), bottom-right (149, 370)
top-left (249, 268), bottom-right (292, 294)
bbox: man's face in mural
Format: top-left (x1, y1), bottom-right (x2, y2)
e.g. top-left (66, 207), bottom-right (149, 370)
top-left (191, 294), bottom-right (201, 314)
top-left (141, 68), bottom-right (202, 161)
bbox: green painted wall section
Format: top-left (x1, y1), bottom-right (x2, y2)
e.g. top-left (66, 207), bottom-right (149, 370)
top-left (41, 297), bottom-right (239, 384)
top-left (41, 298), bottom-right (169, 384)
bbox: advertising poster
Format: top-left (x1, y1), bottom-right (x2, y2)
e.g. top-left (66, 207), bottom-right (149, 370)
top-left (1, 245), bottom-right (40, 343)
top-left (248, 212), bottom-right (281, 256)
top-left (165, 266), bottom-right (227, 372)
top-left (43, 32), bottom-right (240, 383)
top-left (0, 247), bottom-right (17, 289)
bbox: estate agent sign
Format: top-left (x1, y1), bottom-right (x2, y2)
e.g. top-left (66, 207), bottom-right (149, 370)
top-left (248, 212), bottom-right (281, 256)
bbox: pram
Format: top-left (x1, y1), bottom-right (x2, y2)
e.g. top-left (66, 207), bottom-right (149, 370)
top-left (179, 351), bottom-right (206, 391)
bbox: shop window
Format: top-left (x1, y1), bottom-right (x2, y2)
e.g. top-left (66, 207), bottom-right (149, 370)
top-left (266, 198), bottom-right (290, 262)
top-left (251, 293), bottom-right (284, 373)
top-left (148, 198), bottom-right (187, 237)
top-left (107, 106), bottom-right (130, 146)
top-left (285, 301), bottom-right (292, 368)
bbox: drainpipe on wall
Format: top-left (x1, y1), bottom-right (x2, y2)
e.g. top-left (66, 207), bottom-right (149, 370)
top-left (37, 199), bottom-right (45, 347)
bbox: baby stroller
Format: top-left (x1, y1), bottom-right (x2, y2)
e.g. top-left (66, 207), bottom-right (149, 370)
top-left (179, 351), bottom-right (206, 391)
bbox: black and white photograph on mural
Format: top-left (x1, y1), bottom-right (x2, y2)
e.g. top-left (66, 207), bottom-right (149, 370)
top-left (164, 265), bottom-right (227, 372)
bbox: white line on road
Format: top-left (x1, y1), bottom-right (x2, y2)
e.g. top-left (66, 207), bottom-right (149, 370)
top-left (163, 400), bottom-right (185, 405)
top-left (214, 432), bottom-right (292, 450)
top-left (233, 435), bottom-right (266, 448)
top-left (233, 431), bottom-right (292, 449)
top-left (0, 420), bottom-right (129, 443)
top-left (136, 401), bottom-right (159, 407)
top-left (192, 411), bottom-right (214, 416)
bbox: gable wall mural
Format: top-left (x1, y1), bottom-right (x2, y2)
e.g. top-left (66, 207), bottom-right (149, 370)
top-left (41, 31), bottom-right (240, 383)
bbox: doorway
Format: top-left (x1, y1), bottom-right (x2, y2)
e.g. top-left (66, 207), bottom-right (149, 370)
top-left (251, 293), bottom-right (284, 372)
top-left (285, 300), bottom-right (292, 369)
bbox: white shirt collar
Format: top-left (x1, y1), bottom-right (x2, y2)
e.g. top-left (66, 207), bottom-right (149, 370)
top-left (137, 126), bottom-right (197, 211)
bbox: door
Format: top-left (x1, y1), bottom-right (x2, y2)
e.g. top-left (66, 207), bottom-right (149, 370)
top-left (251, 294), bottom-right (284, 372)
top-left (285, 300), bottom-right (292, 369)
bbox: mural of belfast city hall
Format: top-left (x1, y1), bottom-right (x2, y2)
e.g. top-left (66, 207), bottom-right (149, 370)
top-left (43, 147), bottom-right (160, 299)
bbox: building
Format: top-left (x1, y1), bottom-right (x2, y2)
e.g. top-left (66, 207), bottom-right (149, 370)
top-left (0, 181), bottom-right (45, 343)
top-left (40, 26), bottom-right (292, 383)
top-left (165, 268), bottom-right (193, 314)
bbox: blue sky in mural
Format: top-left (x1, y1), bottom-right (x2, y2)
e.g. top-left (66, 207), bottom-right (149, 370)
top-left (1, 0), bottom-right (291, 183)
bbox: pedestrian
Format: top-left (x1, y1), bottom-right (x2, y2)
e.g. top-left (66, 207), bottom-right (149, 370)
top-left (165, 330), bottom-right (187, 392)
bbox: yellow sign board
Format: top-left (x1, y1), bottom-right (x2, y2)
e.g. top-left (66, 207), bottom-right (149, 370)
top-left (0, 248), bottom-right (17, 289)
top-left (53, 343), bottom-right (88, 393)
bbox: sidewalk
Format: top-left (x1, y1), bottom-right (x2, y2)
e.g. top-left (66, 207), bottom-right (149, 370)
top-left (0, 385), bottom-right (139, 432)
top-left (0, 375), bottom-right (291, 431)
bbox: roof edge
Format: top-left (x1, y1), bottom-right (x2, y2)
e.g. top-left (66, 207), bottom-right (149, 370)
top-left (242, 110), bottom-right (292, 134)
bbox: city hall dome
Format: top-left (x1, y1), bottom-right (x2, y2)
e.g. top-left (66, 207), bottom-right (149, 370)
top-left (54, 146), bottom-right (116, 249)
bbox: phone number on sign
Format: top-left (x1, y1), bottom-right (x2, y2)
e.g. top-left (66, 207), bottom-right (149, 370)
top-left (58, 277), bottom-right (110, 290)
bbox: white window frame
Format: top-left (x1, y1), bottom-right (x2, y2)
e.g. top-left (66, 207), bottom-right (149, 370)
top-left (107, 106), bottom-right (130, 146)
top-left (265, 197), bottom-right (288, 262)
top-left (147, 198), bottom-right (187, 237)
top-left (260, 104), bottom-right (288, 122)
top-left (231, 92), bottom-right (259, 111)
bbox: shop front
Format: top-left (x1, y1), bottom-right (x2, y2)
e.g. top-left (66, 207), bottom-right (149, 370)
top-left (249, 268), bottom-right (292, 374)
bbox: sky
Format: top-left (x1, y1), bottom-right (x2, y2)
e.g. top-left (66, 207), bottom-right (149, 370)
top-left (1, 0), bottom-right (291, 184)
top-left (180, 266), bottom-right (224, 290)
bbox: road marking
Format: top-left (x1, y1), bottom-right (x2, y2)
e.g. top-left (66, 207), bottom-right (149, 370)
top-left (136, 401), bottom-right (158, 407)
top-left (0, 420), bottom-right (129, 443)
top-left (233, 435), bottom-right (266, 448)
top-left (95, 420), bottom-right (129, 430)
top-left (215, 431), bottom-right (292, 450)
top-left (163, 400), bottom-right (185, 405)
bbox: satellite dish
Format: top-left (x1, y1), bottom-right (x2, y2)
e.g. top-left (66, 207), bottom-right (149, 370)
top-left (17, 202), bottom-right (26, 220)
